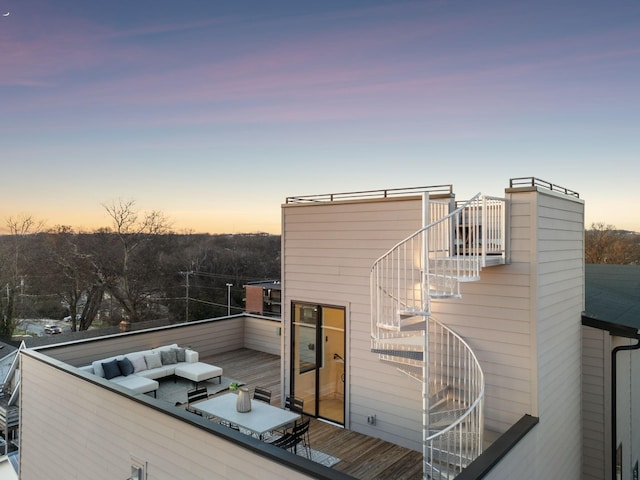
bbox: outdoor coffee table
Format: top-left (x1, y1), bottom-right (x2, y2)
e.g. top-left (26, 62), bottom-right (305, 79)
top-left (193, 393), bottom-right (301, 438)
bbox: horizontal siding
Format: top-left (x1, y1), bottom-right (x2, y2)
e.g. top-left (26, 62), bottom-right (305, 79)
top-left (581, 327), bottom-right (607, 480)
top-left (533, 190), bottom-right (584, 479)
top-left (283, 196), bottom-right (424, 450)
top-left (243, 317), bottom-right (282, 356)
top-left (19, 354), bottom-right (316, 480)
top-left (282, 185), bottom-right (585, 476)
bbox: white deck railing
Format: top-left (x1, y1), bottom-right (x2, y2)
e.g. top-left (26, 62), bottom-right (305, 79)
top-left (424, 318), bottom-right (484, 478)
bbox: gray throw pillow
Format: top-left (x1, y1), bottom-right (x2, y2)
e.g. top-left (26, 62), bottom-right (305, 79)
top-left (128, 355), bottom-right (147, 373)
top-left (160, 349), bottom-right (177, 365)
top-left (102, 359), bottom-right (122, 380)
top-left (144, 353), bottom-right (162, 369)
top-left (172, 348), bottom-right (186, 362)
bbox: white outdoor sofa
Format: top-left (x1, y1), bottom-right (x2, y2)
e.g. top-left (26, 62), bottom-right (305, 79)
top-left (79, 343), bottom-right (223, 396)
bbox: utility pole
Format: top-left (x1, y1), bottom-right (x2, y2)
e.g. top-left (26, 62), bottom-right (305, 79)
top-left (180, 271), bottom-right (192, 321)
top-left (226, 283), bottom-right (233, 316)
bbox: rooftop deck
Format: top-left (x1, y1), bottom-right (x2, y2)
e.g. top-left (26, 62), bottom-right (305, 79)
top-left (179, 348), bottom-right (424, 480)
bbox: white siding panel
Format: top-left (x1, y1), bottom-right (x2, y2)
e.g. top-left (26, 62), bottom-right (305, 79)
top-left (531, 190), bottom-right (583, 479)
top-left (19, 354), bottom-right (315, 480)
top-left (282, 184), bottom-right (585, 478)
top-left (283, 196), bottom-right (424, 450)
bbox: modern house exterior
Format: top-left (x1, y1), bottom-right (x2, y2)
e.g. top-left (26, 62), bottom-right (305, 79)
top-left (281, 177), bottom-right (584, 478)
top-left (582, 264), bottom-right (640, 480)
top-left (6, 176), bottom-right (592, 479)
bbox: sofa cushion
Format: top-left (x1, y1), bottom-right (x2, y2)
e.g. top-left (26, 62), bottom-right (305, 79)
top-left (137, 365), bottom-right (174, 380)
top-left (172, 347), bottom-right (186, 362)
top-left (160, 349), bottom-right (177, 365)
top-left (102, 359), bottom-right (122, 380)
top-left (118, 357), bottom-right (134, 376)
top-left (128, 354), bottom-right (147, 373)
top-left (112, 375), bottom-right (159, 394)
top-left (185, 349), bottom-right (199, 363)
top-left (144, 352), bottom-right (162, 369)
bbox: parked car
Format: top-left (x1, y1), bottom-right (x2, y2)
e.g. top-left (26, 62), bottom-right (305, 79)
top-left (44, 324), bottom-right (62, 334)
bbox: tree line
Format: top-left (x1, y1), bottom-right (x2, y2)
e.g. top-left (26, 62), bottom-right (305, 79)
top-left (1, 205), bottom-right (636, 341)
top-left (0, 200), bottom-right (280, 340)
top-left (584, 222), bottom-right (640, 265)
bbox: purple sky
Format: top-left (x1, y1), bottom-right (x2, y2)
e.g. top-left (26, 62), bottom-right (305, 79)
top-left (1, 0), bottom-right (639, 233)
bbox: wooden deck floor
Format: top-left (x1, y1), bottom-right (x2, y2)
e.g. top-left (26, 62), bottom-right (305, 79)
top-left (200, 348), bottom-right (424, 480)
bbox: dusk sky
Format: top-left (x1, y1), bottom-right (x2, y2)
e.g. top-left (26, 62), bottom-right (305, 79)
top-left (1, 0), bottom-right (639, 234)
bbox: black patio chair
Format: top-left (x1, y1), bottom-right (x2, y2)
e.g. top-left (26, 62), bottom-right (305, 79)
top-left (270, 417), bottom-right (311, 459)
top-left (275, 395), bottom-right (305, 435)
top-left (253, 386), bottom-right (272, 404)
top-left (185, 386), bottom-right (209, 415)
top-left (284, 395), bottom-right (304, 414)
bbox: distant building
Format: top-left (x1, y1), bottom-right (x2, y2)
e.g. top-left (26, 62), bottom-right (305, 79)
top-left (245, 281), bottom-right (281, 318)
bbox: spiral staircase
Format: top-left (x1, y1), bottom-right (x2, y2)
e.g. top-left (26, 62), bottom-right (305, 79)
top-left (370, 193), bottom-right (506, 479)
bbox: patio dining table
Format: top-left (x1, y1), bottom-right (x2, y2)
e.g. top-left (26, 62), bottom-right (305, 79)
top-left (193, 393), bottom-right (301, 438)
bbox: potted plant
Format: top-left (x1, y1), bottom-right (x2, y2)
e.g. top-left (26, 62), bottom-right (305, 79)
top-left (229, 382), bottom-right (239, 391)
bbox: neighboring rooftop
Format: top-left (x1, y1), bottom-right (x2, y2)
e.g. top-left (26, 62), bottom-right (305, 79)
top-left (584, 263), bottom-right (640, 332)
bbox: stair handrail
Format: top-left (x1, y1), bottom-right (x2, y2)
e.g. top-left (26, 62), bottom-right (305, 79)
top-left (371, 193), bottom-right (484, 339)
top-left (424, 317), bottom-right (485, 475)
top-left (370, 193), bottom-right (493, 478)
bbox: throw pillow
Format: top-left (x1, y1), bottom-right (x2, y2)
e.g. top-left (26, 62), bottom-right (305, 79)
top-left (172, 347), bottom-right (186, 363)
top-left (128, 355), bottom-right (147, 373)
top-left (92, 360), bottom-right (106, 378)
top-left (160, 349), bottom-right (177, 365)
top-left (144, 352), bottom-right (162, 369)
top-left (102, 359), bottom-right (122, 380)
top-left (118, 357), bottom-right (134, 376)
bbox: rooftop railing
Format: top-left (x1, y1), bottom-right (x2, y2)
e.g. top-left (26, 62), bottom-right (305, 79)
top-left (509, 177), bottom-right (579, 198)
top-left (286, 185), bottom-right (453, 204)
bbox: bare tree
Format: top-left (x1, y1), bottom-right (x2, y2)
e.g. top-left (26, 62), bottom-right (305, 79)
top-left (102, 199), bottom-right (172, 324)
top-left (585, 222), bottom-right (640, 264)
top-left (0, 214), bottom-right (45, 339)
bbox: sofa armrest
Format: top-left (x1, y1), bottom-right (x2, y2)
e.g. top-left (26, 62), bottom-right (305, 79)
top-left (185, 349), bottom-right (199, 363)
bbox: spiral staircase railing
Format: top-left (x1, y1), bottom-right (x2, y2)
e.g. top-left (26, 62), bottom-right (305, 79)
top-left (371, 193), bottom-right (504, 479)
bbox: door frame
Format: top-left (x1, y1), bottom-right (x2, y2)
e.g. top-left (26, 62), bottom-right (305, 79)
top-left (290, 301), bottom-right (345, 425)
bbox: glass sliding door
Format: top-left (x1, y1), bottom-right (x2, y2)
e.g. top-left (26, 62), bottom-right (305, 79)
top-left (291, 302), bottom-right (345, 425)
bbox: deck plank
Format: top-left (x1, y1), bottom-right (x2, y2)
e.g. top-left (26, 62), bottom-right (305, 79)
top-left (200, 348), bottom-right (423, 480)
